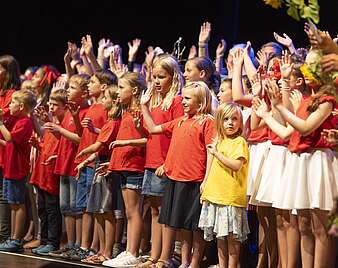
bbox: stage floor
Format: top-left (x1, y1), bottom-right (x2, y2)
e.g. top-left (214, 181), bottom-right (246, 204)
top-left (0, 251), bottom-right (104, 268)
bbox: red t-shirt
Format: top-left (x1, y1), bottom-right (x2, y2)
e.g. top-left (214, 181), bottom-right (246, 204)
top-left (3, 116), bottom-right (33, 179)
top-left (97, 119), bottom-right (121, 156)
top-left (0, 89), bottom-right (16, 168)
top-left (289, 95), bottom-right (337, 153)
top-left (108, 112), bottom-right (146, 173)
top-left (76, 103), bottom-right (107, 165)
top-left (145, 96), bottom-right (184, 169)
top-left (161, 115), bottom-right (215, 182)
top-left (54, 108), bottom-right (88, 177)
top-left (247, 127), bottom-right (269, 143)
top-left (268, 129), bottom-right (289, 146)
top-left (30, 130), bottom-right (60, 195)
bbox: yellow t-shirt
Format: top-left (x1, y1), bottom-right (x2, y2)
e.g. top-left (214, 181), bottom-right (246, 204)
top-left (201, 136), bottom-right (249, 207)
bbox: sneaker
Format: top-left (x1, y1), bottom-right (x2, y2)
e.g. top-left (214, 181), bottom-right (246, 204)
top-left (102, 252), bottom-right (141, 267)
top-left (49, 243), bottom-right (78, 257)
top-left (68, 247), bottom-right (96, 261)
top-left (32, 244), bottom-right (47, 254)
top-left (112, 243), bottom-right (124, 258)
top-left (0, 239), bottom-right (23, 253)
top-left (36, 244), bottom-right (58, 255)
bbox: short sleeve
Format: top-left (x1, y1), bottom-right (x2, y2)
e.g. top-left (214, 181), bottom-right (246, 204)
top-left (203, 117), bottom-right (216, 145)
top-left (228, 137), bottom-right (249, 164)
top-left (11, 119), bottom-right (33, 145)
top-left (161, 117), bottom-right (181, 136)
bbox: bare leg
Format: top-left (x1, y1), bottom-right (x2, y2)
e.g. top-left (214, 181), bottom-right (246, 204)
top-left (64, 215), bottom-right (76, 245)
top-left (90, 218), bottom-right (99, 251)
top-left (181, 229), bottom-right (192, 265)
top-left (284, 212), bottom-right (299, 268)
top-left (297, 209), bottom-right (314, 268)
top-left (217, 238), bottom-right (228, 268)
top-left (80, 212), bottom-right (94, 249)
top-left (276, 209), bottom-right (287, 268)
top-left (96, 214), bottom-right (105, 255)
top-left (190, 230), bottom-right (205, 268)
top-left (104, 213), bottom-right (116, 258)
top-left (149, 196), bottom-right (163, 262)
top-left (159, 225), bottom-right (176, 261)
top-left (227, 234), bottom-right (241, 268)
top-left (12, 204), bottom-right (26, 239)
top-left (75, 215), bottom-right (82, 246)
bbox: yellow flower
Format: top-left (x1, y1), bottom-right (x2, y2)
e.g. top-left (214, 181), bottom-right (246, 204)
top-left (300, 64), bottom-right (321, 86)
top-left (263, 0), bottom-right (283, 9)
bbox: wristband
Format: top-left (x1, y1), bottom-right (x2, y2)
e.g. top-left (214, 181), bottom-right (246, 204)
top-left (198, 42), bottom-right (208, 48)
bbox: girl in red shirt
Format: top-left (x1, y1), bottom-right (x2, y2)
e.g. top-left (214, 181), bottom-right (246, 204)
top-left (141, 81), bottom-right (215, 268)
top-left (102, 72), bottom-right (148, 268)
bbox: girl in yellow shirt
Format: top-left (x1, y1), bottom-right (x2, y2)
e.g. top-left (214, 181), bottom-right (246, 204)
top-left (199, 102), bottom-right (250, 268)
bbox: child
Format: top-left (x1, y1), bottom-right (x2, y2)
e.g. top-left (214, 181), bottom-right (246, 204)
top-left (66, 70), bottom-right (117, 261)
top-left (0, 89), bottom-right (37, 252)
top-left (199, 102), bottom-right (250, 268)
top-left (184, 57), bottom-right (219, 112)
top-left (141, 81), bottom-right (215, 268)
top-left (136, 54), bottom-right (184, 268)
top-left (47, 74), bottom-right (90, 257)
top-left (29, 89), bottom-right (67, 254)
top-left (76, 84), bottom-right (124, 264)
top-left (102, 72), bottom-right (148, 268)
top-left (217, 78), bottom-right (232, 104)
top-left (0, 55), bottom-right (21, 242)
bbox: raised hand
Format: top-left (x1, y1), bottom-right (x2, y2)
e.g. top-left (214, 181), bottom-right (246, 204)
top-left (321, 129), bottom-right (338, 145)
top-left (34, 106), bottom-right (51, 123)
top-left (216, 39), bottom-right (226, 59)
top-left (251, 73), bottom-right (262, 96)
top-left (51, 79), bottom-right (67, 92)
top-left (273, 32), bottom-right (293, 48)
top-left (145, 46), bottom-right (155, 68)
top-left (82, 35), bottom-right (94, 56)
top-left (66, 101), bottom-right (80, 117)
top-left (266, 79), bottom-right (282, 106)
top-left (252, 97), bottom-right (269, 118)
top-left (199, 22), bottom-right (211, 44)
top-left (289, 89), bottom-right (302, 112)
top-left (321, 53), bottom-right (338, 72)
top-left (68, 42), bottom-right (80, 61)
top-left (280, 50), bottom-right (294, 79)
top-left (128, 38), bottom-right (141, 62)
top-left (140, 88), bottom-right (152, 106)
top-left (232, 48), bottom-right (244, 66)
top-left (188, 45), bottom-right (197, 59)
top-left (256, 50), bottom-right (269, 68)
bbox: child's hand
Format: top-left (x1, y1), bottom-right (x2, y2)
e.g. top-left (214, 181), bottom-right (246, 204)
top-left (280, 50), bottom-right (294, 79)
top-left (155, 164), bottom-right (165, 177)
top-left (109, 140), bottom-right (129, 150)
top-left (251, 74), bottom-right (262, 96)
top-left (321, 53), bottom-right (338, 73)
top-left (256, 50), bottom-right (269, 68)
top-left (82, 35), bottom-right (94, 56)
top-left (96, 162), bottom-right (110, 176)
top-left (131, 109), bottom-right (142, 129)
top-left (232, 48), bottom-right (244, 66)
top-left (216, 39), bottom-right (226, 59)
top-left (128, 38), bottom-right (141, 62)
top-left (321, 129), bottom-right (338, 145)
top-left (200, 180), bottom-right (206, 193)
top-left (273, 32), bottom-right (293, 48)
top-left (34, 106), bottom-right (51, 123)
top-left (266, 80), bottom-right (282, 106)
top-left (29, 136), bottom-right (40, 149)
top-left (289, 89), bottom-right (303, 113)
top-left (76, 150), bottom-right (87, 160)
top-left (252, 97), bottom-right (269, 118)
top-left (44, 122), bottom-right (61, 134)
top-left (188, 45), bottom-right (197, 59)
top-left (199, 22), bottom-right (211, 44)
top-left (81, 118), bottom-right (96, 133)
top-left (206, 143), bottom-right (217, 155)
top-left (66, 101), bottom-right (80, 116)
top-left (140, 88), bottom-right (152, 106)
top-left (332, 108), bottom-right (338, 117)
top-left (74, 161), bottom-right (88, 180)
top-left (41, 155), bottom-right (57, 165)
top-left (145, 46), bottom-right (155, 68)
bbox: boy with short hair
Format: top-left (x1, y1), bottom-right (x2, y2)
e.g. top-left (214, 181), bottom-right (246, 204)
top-left (0, 89), bottom-right (37, 252)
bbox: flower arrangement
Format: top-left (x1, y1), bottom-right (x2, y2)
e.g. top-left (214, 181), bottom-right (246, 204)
top-left (262, 0), bottom-right (320, 24)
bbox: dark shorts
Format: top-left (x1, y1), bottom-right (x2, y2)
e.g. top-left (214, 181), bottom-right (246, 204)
top-left (159, 179), bottom-right (202, 231)
top-left (117, 171), bottom-right (144, 190)
top-left (3, 178), bottom-right (26, 204)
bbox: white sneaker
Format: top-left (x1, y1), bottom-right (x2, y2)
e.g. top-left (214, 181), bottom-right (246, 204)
top-left (102, 252), bottom-right (140, 268)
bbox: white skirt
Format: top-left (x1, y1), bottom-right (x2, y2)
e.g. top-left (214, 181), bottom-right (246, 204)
top-left (273, 148), bottom-right (338, 211)
top-left (250, 144), bottom-right (288, 206)
top-left (198, 202), bottom-right (250, 242)
top-left (247, 141), bottom-right (271, 196)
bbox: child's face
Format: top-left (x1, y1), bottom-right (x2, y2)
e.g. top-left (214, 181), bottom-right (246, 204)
top-left (102, 89), bottom-right (114, 110)
top-left (31, 68), bottom-right (44, 91)
top-left (9, 98), bottom-right (23, 116)
top-left (152, 66), bottom-right (173, 95)
top-left (117, 78), bottom-right (134, 105)
top-left (184, 61), bottom-right (202, 83)
top-left (67, 80), bottom-right (85, 103)
top-left (223, 111), bottom-right (241, 137)
top-left (182, 87), bottom-right (200, 116)
top-left (88, 75), bottom-right (103, 99)
top-left (217, 81), bottom-right (232, 104)
top-left (48, 99), bottom-right (66, 117)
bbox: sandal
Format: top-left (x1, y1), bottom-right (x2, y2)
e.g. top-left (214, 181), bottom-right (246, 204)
top-left (81, 253), bottom-right (109, 264)
top-left (135, 256), bottom-right (157, 268)
top-left (150, 259), bottom-right (174, 268)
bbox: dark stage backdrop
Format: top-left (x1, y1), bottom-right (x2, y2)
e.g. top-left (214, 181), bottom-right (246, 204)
top-left (1, 0), bottom-right (337, 72)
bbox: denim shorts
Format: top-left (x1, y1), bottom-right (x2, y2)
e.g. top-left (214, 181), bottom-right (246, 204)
top-left (60, 176), bottom-right (81, 215)
top-left (113, 171), bottom-right (144, 190)
top-left (142, 168), bottom-right (168, 196)
top-left (3, 178), bottom-right (26, 204)
top-left (76, 167), bottom-right (95, 210)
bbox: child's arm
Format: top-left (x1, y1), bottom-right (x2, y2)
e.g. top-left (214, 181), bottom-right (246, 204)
top-left (207, 143), bottom-right (244, 172)
top-left (0, 139), bottom-right (6, 147)
top-left (64, 43), bottom-right (75, 79)
top-left (215, 39), bottom-right (226, 73)
top-left (109, 138), bottom-right (147, 149)
top-left (44, 122), bottom-right (80, 144)
top-left (76, 141), bottom-right (103, 160)
top-left (128, 39), bottom-right (141, 71)
top-left (198, 22), bottom-right (211, 58)
top-left (243, 41), bottom-right (258, 81)
top-left (75, 153), bottom-right (97, 179)
top-left (66, 102), bottom-right (83, 136)
top-left (0, 115), bottom-right (12, 142)
top-left (83, 35), bottom-right (102, 72)
top-left (200, 143), bottom-right (215, 193)
top-left (140, 90), bottom-right (164, 134)
top-left (274, 32), bottom-right (297, 55)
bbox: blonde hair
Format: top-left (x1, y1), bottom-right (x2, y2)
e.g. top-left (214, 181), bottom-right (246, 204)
top-left (119, 72), bottom-right (147, 110)
top-left (105, 84), bottom-right (123, 119)
top-left (49, 89), bottom-right (68, 106)
top-left (184, 81), bottom-right (212, 116)
top-left (215, 102), bottom-right (243, 140)
top-left (69, 74), bottom-right (90, 92)
top-left (150, 54), bottom-right (184, 110)
top-left (12, 89), bottom-right (37, 113)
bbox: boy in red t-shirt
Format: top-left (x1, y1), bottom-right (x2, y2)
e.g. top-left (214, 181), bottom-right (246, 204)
top-left (0, 90), bottom-right (36, 252)
top-left (29, 89), bottom-right (67, 255)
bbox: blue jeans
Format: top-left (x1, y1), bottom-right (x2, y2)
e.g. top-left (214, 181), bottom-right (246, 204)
top-left (59, 176), bottom-right (80, 215)
top-left (76, 167), bottom-right (95, 210)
